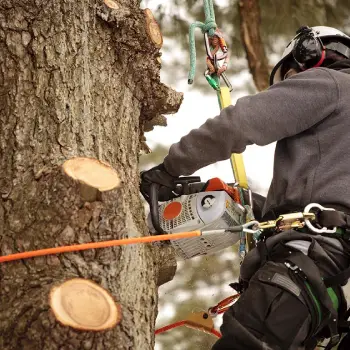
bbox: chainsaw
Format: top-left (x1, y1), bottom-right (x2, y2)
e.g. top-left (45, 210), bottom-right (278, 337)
top-left (146, 176), bottom-right (256, 260)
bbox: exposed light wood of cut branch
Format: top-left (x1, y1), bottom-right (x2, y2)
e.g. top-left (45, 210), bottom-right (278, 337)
top-left (143, 9), bottom-right (163, 49)
top-left (49, 278), bottom-right (121, 331)
top-left (103, 0), bottom-right (119, 9)
top-left (62, 157), bottom-right (120, 192)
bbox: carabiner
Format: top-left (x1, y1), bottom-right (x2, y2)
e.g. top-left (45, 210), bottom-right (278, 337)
top-left (304, 203), bottom-right (337, 234)
top-left (220, 72), bottom-right (233, 91)
top-left (242, 221), bottom-right (260, 234)
top-left (204, 32), bottom-right (228, 61)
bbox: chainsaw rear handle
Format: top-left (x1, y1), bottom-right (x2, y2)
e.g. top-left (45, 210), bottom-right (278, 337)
top-left (149, 176), bottom-right (203, 234)
top-left (177, 177), bottom-right (203, 195)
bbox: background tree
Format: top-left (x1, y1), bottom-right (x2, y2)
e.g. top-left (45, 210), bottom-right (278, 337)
top-left (0, 0), bottom-right (181, 349)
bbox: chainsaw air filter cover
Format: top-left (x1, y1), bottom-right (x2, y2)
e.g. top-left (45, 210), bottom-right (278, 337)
top-left (148, 191), bottom-right (247, 259)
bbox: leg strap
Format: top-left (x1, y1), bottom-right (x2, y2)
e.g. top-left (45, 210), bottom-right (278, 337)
top-left (285, 252), bottom-right (340, 349)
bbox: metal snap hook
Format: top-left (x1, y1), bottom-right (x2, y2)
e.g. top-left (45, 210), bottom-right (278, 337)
top-left (304, 203), bottom-right (337, 234)
top-left (242, 221), bottom-right (260, 234)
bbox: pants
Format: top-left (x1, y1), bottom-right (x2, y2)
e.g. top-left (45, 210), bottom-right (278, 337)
top-left (212, 261), bottom-right (315, 350)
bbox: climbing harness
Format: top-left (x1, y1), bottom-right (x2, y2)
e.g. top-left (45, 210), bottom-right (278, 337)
top-left (243, 203), bottom-right (350, 350)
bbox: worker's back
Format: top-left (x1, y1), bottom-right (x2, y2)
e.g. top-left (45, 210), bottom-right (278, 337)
top-left (264, 64), bottom-right (350, 217)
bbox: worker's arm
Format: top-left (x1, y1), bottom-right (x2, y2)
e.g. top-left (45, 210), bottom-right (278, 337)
top-left (164, 68), bottom-right (339, 176)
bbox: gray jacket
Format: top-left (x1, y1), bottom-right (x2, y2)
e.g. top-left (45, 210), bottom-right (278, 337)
top-left (164, 63), bottom-right (350, 217)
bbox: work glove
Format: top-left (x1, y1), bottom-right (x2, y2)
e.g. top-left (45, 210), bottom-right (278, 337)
top-left (140, 163), bottom-right (178, 202)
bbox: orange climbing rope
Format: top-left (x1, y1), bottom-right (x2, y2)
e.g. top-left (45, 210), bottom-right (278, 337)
top-left (0, 231), bottom-right (201, 263)
top-left (156, 320), bottom-right (188, 334)
top-left (155, 319), bottom-right (222, 338)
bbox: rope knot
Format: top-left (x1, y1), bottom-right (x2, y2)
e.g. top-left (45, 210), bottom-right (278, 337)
top-left (202, 20), bottom-right (217, 35)
top-left (187, 0), bottom-right (217, 84)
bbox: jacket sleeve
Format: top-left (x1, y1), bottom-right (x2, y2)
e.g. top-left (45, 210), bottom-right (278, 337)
top-left (163, 68), bottom-right (339, 176)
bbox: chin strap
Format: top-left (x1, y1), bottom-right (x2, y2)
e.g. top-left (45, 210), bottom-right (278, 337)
top-left (313, 48), bottom-right (326, 68)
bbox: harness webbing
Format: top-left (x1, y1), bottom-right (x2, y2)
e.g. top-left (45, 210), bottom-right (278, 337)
top-left (218, 87), bottom-right (248, 189)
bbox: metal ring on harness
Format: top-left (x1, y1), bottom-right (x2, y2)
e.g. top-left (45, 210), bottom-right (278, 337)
top-left (304, 203), bottom-right (337, 234)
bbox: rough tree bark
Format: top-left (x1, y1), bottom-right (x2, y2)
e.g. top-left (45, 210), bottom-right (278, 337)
top-left (0, 0), bottom-right (182, 349)
top-left (238, 0), bottom-right (270, 91)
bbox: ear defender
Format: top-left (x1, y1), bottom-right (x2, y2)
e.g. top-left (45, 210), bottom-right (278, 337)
top-left (292, 26), bottom-right (326, 70)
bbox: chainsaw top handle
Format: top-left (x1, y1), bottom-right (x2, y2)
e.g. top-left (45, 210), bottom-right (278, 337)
top-left (149, 176), bottom-right (203, 234)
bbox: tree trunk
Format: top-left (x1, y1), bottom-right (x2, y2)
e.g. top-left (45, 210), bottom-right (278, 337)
top-left (238, 0), bottom-right (270, 91)
top-left (0, 1), bottom-right (182, 349)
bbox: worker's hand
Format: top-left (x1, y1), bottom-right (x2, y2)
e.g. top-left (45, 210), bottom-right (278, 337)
top-left (140, 163), bottom-right (178, 202)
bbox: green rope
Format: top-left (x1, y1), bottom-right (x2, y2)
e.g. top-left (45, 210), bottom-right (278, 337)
top-left (203, 0), bottom-right (216, 35)
top-left (188, 0), bottom-right (217, 84)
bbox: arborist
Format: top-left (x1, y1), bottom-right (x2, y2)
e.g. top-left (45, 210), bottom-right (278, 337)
top-left (141, 26), bottom-right (350, 349)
